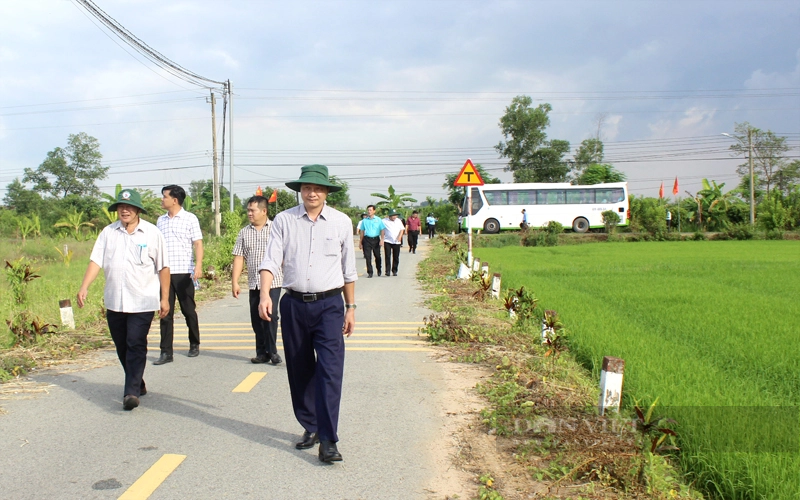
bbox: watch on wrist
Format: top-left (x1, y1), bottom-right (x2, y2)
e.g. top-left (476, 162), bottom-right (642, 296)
top-left (345, 303), bottom-right (357, 309)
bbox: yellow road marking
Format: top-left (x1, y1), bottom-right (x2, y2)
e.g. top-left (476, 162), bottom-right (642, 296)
top-left (232, 372), bottom-right (267, 393)
top-left (152, 339), bottom-right (425, 345)
top-left (118, 454), bottom-right (186, 500)
top-left (162, 346), bottom-right (432, 351)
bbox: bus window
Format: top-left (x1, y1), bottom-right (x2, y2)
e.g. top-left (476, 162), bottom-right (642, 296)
top-left (611, 188), bottom-right (624, 202)
top-left (485, 190), bottom-right (509, 205)
top-left (595, 189), bottom-right (612, 204)
top-left (509, 190), bottom-right (535, 205)
top-left (538, 190), bottom-right (565, 204)
top-left (567, 189), bottom-right (594, 204)
top-left (461, 188), bottom-right (484, 216)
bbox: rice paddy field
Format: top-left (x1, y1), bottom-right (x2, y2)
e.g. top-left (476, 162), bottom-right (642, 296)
top-left (475, 241), bottom-right (799, 500)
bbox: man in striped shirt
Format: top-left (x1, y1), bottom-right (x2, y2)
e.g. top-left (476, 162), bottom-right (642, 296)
top-left (155, 185), bottom-right (203, 364)
top-left (258, 164), bottom-right (357, 463)
top-left (232, 195), bottom-right (283, 365)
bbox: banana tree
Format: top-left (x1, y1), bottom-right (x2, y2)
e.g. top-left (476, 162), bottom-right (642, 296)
top-left (54, 210), bottom-right (94, 240)
top-left (686, 179), bottom-right (735, 231)
top-left (369, 185), bottom-right (417, 214)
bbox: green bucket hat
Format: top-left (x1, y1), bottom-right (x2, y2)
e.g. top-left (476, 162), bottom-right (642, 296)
top-left (387, 209), bottom-right (400, 217)
top-left (285, 164), bottom-right (342, 193)
top-left (108, 189), bottom-right (147, 214)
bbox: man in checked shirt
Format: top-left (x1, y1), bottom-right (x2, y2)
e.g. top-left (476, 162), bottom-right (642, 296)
top-left (154, 185), bottom-right (204, 364)
top-left (258, 164), bottom-right (357, 463)
top-left (231, 195), bottom-right (283, 365)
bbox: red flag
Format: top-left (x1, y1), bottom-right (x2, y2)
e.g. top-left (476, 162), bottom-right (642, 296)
top-left (256, 186), bottom-right (263, 196)
top-left (659, 182), bottom-right (664, 199)
top-left (268, 190), bottom-right (277, 203)
top-left (672, 177), bottom-right (679, 196)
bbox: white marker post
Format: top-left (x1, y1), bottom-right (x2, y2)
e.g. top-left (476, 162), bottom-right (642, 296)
top-left (59, 299), bottom-right (75, 330)
top-left (490, 273), bottom-right (501, 299)
top-left (598, 356), bottom-right (625, 416)
top-left (472, 258), bottom-right (481, 273)
top-left (481, 262), bottom-right (489, 280)
top-left (457, 262), bottom-right (471, 280)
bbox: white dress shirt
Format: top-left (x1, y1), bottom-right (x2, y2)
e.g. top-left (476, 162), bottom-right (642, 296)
top-left (382, 218), bottom-right (405, 245)
top-left (90, 219), bottom-right (169, 313)
top-left (157, 208), bottom-right (202, 275)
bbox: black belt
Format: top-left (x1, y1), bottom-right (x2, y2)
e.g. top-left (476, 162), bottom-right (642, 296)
top-left (363, 235), bottom-right (380, 239)
top-left (286, 287), bottom-right (343, 303)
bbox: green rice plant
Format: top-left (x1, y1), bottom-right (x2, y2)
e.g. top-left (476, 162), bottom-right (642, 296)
top-left (476, 241), bottom-right (800, 499)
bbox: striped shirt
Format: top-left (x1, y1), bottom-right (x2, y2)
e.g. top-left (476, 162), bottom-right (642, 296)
top-left (259, 204), bottom-right (357, 293)
top-left (232, 221), bottom-right (284, 290)
top-left (90, 219), bottom-right (169, 313)
top-left (157, 208), bottom-right (203, 275)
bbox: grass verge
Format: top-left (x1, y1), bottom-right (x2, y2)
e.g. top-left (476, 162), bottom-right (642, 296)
top-left (418, 235), bottom-right (702, 499)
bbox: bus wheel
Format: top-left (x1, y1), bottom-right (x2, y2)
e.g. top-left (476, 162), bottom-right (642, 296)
top-left (572, 217), bottom-right (589, 233)
top-left (484, 219), bottom-right (501, 234)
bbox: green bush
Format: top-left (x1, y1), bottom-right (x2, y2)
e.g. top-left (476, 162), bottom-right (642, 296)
top-left (725, 224), bottom-right (755, 240)
top-left (601, 210), bottom-right (621, 234)
top-left (630, 196), bottom-right (667, 237)
top-left (765, 229), bottom-right (785, 240)
top-left (522, 221), bottom-right (562, 247)
top-left (758, 193), bottom-right (788, 231)
top-left (692, 231), bottom-right (707, 241)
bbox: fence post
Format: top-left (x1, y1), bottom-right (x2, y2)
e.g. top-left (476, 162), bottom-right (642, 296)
top-left (472, 258), bottom-right (481, 273)
top-left (457, 262), bottom-right (471, 280)
top-left (490, 273), bottom-right (501, 299)
top-left (598, 356), bottom-right (625, 416)
top-left (59, 299), bottom-right (75, 330)
top-left (481, 262), bottom-right (489, 279)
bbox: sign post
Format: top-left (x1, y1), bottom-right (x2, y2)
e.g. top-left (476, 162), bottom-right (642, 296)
top-left (453, 159), bottom-right (485, 266)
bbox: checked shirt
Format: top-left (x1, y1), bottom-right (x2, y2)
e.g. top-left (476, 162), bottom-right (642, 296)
top-left (232, 222), bottom-right (284, 290)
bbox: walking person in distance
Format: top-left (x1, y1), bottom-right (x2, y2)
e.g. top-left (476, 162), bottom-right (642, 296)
top-left (358, 204), bottom-right (385, 278)
top-left (382, 209), bottom-right (405, 276)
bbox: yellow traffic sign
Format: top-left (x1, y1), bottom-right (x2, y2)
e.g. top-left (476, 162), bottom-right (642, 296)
top-left (453, 159), bottom-right (485, 186)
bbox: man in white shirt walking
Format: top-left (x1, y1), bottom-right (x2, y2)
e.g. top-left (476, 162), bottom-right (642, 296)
top-left (77, 189), bottom-right (170, 411)
top-left (382, 209), bottom-right (405, 277)
top-left (155, 185), bottom-right (203, 364)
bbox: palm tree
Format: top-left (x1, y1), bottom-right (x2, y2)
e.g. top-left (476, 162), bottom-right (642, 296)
top-left (54, 210), bottom-right (94, 240)
top-left (370, 185), bottom-right (417, 214)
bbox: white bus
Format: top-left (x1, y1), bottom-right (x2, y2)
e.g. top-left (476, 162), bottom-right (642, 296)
top-left (460, 182), bottom-right (629, 233)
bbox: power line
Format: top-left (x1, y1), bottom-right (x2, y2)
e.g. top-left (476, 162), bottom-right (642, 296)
top-left (72, 0), bottom-right (224, 89)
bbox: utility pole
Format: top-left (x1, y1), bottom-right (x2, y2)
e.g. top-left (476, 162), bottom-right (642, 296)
top-left (210, 91), bottom-right (221, 236)
top-left (748, 128), bottom-right (755, 226)
top-left (228, 80), bottom-right (235, 212)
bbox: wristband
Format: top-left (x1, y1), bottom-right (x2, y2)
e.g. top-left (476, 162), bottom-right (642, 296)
top-left (345, 304), bottom-right (357, 309)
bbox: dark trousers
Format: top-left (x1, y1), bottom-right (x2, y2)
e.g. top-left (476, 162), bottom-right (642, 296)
top-left (407, 230), bottom-right (419, 251)
top-left (250, 288), bottom-right (280, 357)
top-left (280, 293), bottom-right (345, 442)
top-left (427, 225), bottom-right (436, 238)
top-left (107, 310), bottom-right (152, 398)
top-left (362, 236), bottom-right (382, 276)
top-left (384, 242), bottom-right (401, 274)
top-left (160, 273), bottom-right (200, 355)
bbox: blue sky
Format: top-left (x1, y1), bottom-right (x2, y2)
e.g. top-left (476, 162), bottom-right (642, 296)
top-left (1, 0), bottom-right (798, 206)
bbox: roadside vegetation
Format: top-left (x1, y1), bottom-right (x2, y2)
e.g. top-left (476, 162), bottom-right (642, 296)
top-left (419, 236), bottom-right (703, 499)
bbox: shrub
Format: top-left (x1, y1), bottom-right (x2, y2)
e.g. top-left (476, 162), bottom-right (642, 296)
top-left (522, 221), bottom-right (562, 247)
top-left (758, 193), bottom-right (788, 231)
top-left (630, 196), bottom-right (667, 237)
top-left (766, 229), bottom-right (784, 240)
top-left (692, 231), bottom-right (707, 241)
top-left (602, 210), bottom-right (621, 234)
top-left (725, 224), bottom-right (755, 240)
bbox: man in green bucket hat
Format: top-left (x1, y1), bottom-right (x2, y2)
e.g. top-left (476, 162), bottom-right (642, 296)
top-left (77, 188), bottom-right (170, 411)
top-left (257, 164), bottom-right (357, 463)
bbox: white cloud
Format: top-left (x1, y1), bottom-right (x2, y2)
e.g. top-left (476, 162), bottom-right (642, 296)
top-left (745, 47), bottom-right (800, 88)
top-left (206, 49), bottom-right (240, 70)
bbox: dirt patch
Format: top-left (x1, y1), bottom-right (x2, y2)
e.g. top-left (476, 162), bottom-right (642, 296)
top-left (424, 350), bottom-right (552, 500)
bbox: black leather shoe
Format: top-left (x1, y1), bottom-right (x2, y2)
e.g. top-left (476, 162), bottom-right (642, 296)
top-left (367, 273), bottom-right (373, 278)
top-left (318, 440), bottom-right (343, 463)
top-left (123, 395), bottom-right (139, 411)
top-left (251, 355), bottom-right (268, 364)
top-left (153, 353), bottom-right (173, 365)
top-left (377, 271), bottom-right (382, 276)
top-left (188, 345), bottom-right (199, 357)
top-left (295, 431), bottom-right (319, 450)
top-left (393, 272), bottom-right (398, 276)
top-left (270, 353), bottom-right (283, 365)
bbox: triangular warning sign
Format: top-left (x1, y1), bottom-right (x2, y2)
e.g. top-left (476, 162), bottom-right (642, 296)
top-left (453, 159), bottom-right (485, 186)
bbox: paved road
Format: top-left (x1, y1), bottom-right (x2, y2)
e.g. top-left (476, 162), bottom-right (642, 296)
top-left (0, 238), bottom-right (451, 499)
